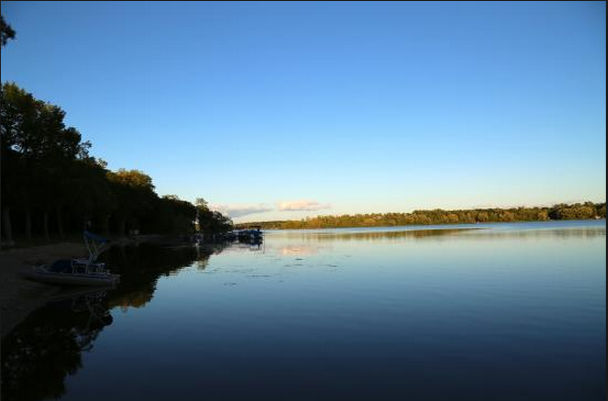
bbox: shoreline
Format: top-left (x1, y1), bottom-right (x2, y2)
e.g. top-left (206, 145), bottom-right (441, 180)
top-left (0, 235), bottom-right (228, 339)
top-left (3, 220), bottom-right (604, 338)
top-left (0, 242), bottom-right (87, 339)
top-left (250, 218), bottom-right (606, 231)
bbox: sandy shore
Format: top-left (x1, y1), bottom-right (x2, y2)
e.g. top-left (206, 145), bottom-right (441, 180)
top-left (0, 242), bottom-right (87, 338)
top-left (1, 236), bottom-right (222, 339)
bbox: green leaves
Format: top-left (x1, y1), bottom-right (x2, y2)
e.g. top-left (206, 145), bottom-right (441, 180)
top-left (1, 83), bottom-right (89, 161)
top-left (1, 15), bottom-right (15, 47)
top-left (0, 82), bottom-right (233, 239)
top-left (243, 203), bottom-right (606, 229)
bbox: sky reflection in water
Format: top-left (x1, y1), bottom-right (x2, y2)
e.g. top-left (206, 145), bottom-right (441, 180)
top-left (2, 220), bottom-right (605, 401)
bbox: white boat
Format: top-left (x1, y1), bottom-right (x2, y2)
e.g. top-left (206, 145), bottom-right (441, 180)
top-left (24, 264), bottom-right (120, 286)
top-left (24, 231), bottom-right (120, 287)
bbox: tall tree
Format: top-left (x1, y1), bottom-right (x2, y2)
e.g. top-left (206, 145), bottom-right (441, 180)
top-left (1, 15), bottom-right (15, 47)
top-left (1, 83), bottom-right (91, 242)
top-left (107, 169), bottom-right (156, 236)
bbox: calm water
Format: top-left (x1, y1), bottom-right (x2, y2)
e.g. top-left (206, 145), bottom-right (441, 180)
top-left (2, 220), bottom-right (606, 400)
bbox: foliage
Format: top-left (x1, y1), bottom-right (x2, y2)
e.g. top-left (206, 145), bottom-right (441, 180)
top-left (239, 203), bottom-right (606, 230)
top-left (196, 198), bottom-right (233, 234)
top-left (1, 15), bottom-right (15, 47)
top-left (149, 195), bottom-right (198, 234)
top-left (1, 82), bottom-right (232, 242)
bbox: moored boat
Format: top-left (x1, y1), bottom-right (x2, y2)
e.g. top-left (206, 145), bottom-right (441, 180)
top-left (24, 262), bottom-right (120, 286)
top-left (23, 231), bottom-right (120, 287)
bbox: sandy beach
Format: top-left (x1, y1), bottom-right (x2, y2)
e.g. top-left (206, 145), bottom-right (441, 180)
top-left (0, 242), bottom-right (86, 338)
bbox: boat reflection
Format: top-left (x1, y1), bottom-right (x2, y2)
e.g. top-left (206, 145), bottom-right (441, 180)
top-left (1, 289), bottom-right (112, 401)
top-left (1, 243), bottom-right (227, 401)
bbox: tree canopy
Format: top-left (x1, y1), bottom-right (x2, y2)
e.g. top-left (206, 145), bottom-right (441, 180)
top-left (238, 203), bottom-right (606, 230)
top-left (1, 82), bottom-right (232, 244)
top-left (1, 15), bottom-right (16, 47)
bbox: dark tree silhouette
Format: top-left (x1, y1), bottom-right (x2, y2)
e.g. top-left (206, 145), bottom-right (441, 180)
top-left (1, 83), bottom-right (233, 244)
top-left (1, 15), bottom-right (16, 47)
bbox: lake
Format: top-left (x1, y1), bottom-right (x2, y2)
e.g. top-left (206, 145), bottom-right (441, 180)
top-left (2, 220), bottom-right (606, 400)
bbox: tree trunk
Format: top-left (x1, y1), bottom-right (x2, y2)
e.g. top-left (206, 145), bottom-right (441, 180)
top-left (101, 214), bottom-right (110, 236)
top-left (24, 209), bottom-right (32, 240)
top-left (56, 206), bottom-right (64, 239)
top-left (118, 217), bottom-right (126, 237)
top-left (43, 211), bottom-right (50, 241)
top-left (2, 208), bottom-right (13, 245)
top-left (131, 218), bottom-right (138, 236)
top-left (65, 212), bottom-right (71, 236)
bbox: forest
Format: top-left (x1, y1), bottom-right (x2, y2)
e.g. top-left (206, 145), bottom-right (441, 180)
top-left (1, 19), bottom-right (232, 245)
top-left (0, 82), bottom-right (232, 245)
top-left (3, 17), bottom-right (605, 241)
top-left (238, 202), bottom-right (606, 230)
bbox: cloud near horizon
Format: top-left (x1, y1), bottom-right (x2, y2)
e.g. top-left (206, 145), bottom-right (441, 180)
top-left (211, 204), bottom-right (273, 218)
top-left (278, 200), bottom-right (332, 212)
top-left (212, 199), bottom-right (331, 218)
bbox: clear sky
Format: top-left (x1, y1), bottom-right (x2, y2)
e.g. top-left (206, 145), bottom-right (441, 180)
top-left (2, 1), bottom-right (606, 222)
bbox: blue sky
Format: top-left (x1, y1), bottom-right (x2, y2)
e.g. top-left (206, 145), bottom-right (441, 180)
top-left (2, 1), bottom-right (606, 222)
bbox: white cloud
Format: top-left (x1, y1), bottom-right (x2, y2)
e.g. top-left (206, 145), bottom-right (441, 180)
top-left (211, 204), bottom-right (273, 218)
top-left (278, 200), bottom-right (331, 212)
top-left (211, 200), bottom-right (332, 218)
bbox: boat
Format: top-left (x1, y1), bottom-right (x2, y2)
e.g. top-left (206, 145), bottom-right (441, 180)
top-left (23, 231), bottom-right (120, 287)
top-left (236, 226), bottom-right (263, 242)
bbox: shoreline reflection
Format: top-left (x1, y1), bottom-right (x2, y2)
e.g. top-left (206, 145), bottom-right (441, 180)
top-left (1, 243), bottom-right (228, 401)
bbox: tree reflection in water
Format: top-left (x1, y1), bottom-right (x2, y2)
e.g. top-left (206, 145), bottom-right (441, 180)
top-left (103, 243), bottom-right (226, 310)
top-left (1, 290), bottom-right (112, 401)
top-left (1, 243), bottom-right (226, 401)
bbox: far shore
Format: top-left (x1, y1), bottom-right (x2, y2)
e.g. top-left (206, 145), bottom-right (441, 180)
top-left (237, 217), bottom-right (606, 230)
top-left (2, 219), bottom-right (605, 338)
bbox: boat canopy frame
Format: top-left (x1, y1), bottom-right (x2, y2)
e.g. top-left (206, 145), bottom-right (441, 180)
top-left (82, 231), bottom-right (111, 272)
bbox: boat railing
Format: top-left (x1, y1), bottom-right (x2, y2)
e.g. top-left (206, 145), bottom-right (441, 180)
top-left (82, 231), bottom-right (111, 274)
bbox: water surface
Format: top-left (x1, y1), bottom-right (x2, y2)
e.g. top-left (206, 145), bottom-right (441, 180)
top-left (2, 220), bottom-right (605, 400)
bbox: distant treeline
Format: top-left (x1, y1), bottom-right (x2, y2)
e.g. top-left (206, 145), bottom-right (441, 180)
top-left (1, 82), bottom-right (232, 244)
top-left (237, 202), bottom-right (606, 230)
